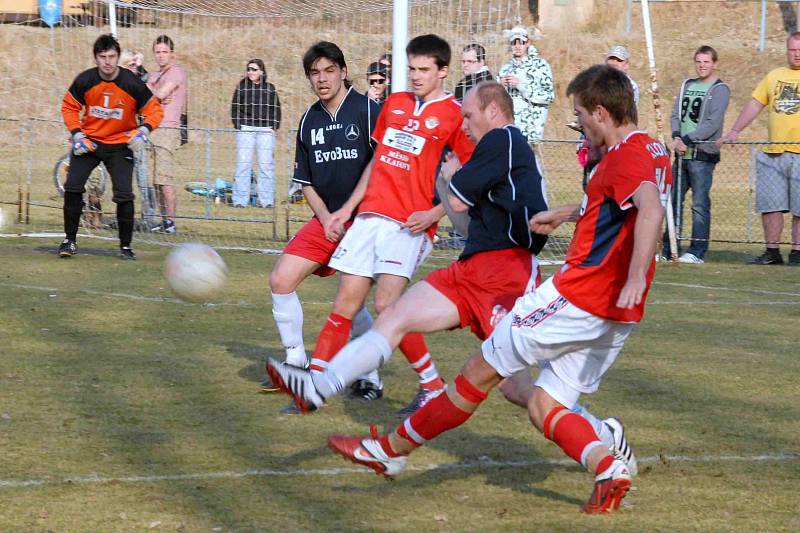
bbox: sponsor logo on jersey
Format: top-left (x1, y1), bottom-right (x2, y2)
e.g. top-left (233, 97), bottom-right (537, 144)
top-left (345, 124), bottom-right (360, 141)
top-left (424, 116), bottom-right (439, 129)
top-left (314, 147), bottom-right (360, 163)
top-left (89, 106), bottom-right (124, 120)
top-left (382, 127), bottom-right (426, 155)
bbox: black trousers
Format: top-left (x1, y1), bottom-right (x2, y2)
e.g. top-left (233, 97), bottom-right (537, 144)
top-left (63, 142), bottom-right (135, 246)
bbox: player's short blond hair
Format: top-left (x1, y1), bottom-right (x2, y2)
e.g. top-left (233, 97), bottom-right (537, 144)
top-left (470, 81), bottom-right (514, 120)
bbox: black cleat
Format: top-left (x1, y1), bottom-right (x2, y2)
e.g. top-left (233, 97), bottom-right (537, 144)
top-left (788, 250), bottom-right (800, 266)
top-left (348, 379), bottom-right (384, 402)
top-left (58, 239), bottom-right (77, 258)
top-left (748, 249), bottom-right (783, 265)
top-left (396, 386), bottom-right (443, 416)
top-left (119, 247), bottom-right (136, 260)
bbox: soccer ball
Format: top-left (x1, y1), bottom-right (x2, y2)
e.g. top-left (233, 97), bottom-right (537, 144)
top-left (164, 243), bottom-right (228, 303)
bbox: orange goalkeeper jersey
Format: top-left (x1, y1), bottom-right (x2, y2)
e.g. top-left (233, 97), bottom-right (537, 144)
top-left (62, 67), bottom-right (163, 144)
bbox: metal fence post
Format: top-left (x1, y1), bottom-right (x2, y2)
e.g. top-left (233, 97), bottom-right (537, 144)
top-left (23, 122), bottom-right (31, 224)
top-left (747, 146), bottom-right (756, 242)
top-left (204, 128), bottom-right (212, 220)
top-left (675, 159), bottom-right (683, 240)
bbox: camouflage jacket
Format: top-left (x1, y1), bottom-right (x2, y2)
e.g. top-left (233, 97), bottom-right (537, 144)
top-left (498, 45), bottom-right (554, 143)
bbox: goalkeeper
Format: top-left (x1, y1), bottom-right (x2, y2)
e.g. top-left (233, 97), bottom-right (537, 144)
top-left (59, 33), bottom-right (163, 260)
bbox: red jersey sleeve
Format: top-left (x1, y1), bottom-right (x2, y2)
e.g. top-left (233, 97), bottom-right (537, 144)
top-left (448, 117), bottom-right (474, 163)
top-left (606, 147), bottom-right (657, 211)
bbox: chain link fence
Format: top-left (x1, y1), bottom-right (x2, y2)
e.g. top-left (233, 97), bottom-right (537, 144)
top-left (1, 117), bottom-right (791, 261)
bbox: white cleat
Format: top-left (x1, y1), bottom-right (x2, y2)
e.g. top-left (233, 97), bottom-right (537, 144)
top-left (266, 358), bottom-right (325, 413)
top-left (603, 417), bottom-right (638, 477)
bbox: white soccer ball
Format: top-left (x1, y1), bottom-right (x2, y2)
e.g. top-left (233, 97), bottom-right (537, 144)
top-left (164, 243), bottom-right (228, 303)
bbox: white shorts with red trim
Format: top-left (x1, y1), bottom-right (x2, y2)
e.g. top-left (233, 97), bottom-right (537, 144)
top-left (482, 276), bottom-right (634, 397)
top-left (328, 214), bottom-right (432, 280)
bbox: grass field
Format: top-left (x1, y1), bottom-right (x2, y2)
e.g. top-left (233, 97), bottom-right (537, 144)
top-left (0, 237), bottom-right (798, 532)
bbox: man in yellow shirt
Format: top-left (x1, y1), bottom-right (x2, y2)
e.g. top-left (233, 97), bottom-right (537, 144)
top-left (719, 32), bottom-right (800, 265)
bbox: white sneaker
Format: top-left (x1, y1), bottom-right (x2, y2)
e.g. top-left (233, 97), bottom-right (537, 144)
top-left (678, 252), bottom-right (704, 264)
top-left (603, 417), bottom-right (638, 477)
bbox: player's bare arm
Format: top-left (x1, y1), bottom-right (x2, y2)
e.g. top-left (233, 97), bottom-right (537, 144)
top-left (717, 98), bottom-right (764, 147)
top-left (529, 204), bottom-right (580, 234)
top-left (440, 152), bottom-right (461, 183)
top-left (326, 158), bottom-right (374, 238)
top-left (447, 192), bottom-right (469, 213)
top-left (403, 203), bottom-right (446, 234)
top-left (617, 183), bottom-right (664, 309)
top-left (301, 185), bottom-right (337, 241)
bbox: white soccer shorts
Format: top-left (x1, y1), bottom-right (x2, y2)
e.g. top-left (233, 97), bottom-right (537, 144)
top-left (328, 214), bottom-right (433, 280)
top-left (482, 277), bottom-right (635, 404)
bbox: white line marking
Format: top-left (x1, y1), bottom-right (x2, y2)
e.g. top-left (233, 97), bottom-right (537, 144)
top-left (0, 453), bottom-right (796, 489)
top-left (654, 281), bottom-right (800, 298)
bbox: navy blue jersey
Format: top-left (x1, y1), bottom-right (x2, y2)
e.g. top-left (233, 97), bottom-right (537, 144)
top-left (293, 88), bottom-right (379, 212)
top-left (449, 125), bottom-right (549, 259)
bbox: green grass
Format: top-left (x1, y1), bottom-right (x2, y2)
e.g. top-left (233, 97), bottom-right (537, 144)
top-left (0, 238), bottom-right (798, 532)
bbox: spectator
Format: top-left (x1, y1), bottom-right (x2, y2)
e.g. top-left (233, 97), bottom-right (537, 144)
top-left (230, 58), bottom-right (282, 208)
top-left (605, 45), bottom-right (639, 105)
top-left (498, 25), bottom-right (554, 145)
top-left (718, 32), bottom-right (800, 266)
top-left (365, 61), bottom-right (389, 105)
top-left (663, 45), bottom-right (730, 264)
top-left (454, 43), bottom-right (493, 102)
top-left (147, 34), bottom-right (187, 235)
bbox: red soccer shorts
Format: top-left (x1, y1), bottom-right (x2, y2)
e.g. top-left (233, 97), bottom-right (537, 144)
top-left (424, 247), bottom-right (541, 340)
top-left (283, 216), bottom-right (352, 277)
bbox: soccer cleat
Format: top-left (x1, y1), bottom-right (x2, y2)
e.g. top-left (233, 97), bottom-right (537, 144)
top-left (265, 357), bottom-right (325, 413)
top-left (348, 379), bottom-right (384, 402)
top-left (152, 220), bottom-right (177, 235)
top-left (58, 239), bottom-right (77, 258)
top-left (677, 252), bottom-right (704, 264)
top-left (119, 247), bottom-right (136, 260)
top-left (582, 459), bottom-right (631, 514)
top-left (328, 430), bottom-right (408, 478)
top-left (396, 386), bottom-right (443, 416)
top-left (788, 250), bottom-right (800, 266)
top-left (259, 375), bottom-right (279, 393)
top-left (748, 249), bottom-right (783, 265)
top-left (603, 417), bottom-right (638, 477)
top-left (279, 402), bottom-right (302, 415)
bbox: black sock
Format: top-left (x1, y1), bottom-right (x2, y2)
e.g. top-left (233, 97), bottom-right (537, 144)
top-left (63, 191), bottom-right (83, 242)
top-left (117, 201), bottom-right (134, 248)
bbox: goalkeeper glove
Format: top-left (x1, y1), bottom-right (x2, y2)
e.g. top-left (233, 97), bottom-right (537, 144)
top-left (126, 127), bottom-right (150, 151)
top-left (71, 132), bottom-right (97, 156)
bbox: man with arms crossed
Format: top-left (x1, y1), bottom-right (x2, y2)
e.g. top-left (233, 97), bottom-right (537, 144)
top-left (59, 33), bottom-right (163, 260)
top-left (264, 42), bottom-right (382, 405)
top-left (663, 45), bottom-right (729, 264)
top-left (269, 34), bottom-right (474, 415)
top-left (147, 34), bottom-right (187, 234)
top-left (718, 32), bottom-right (800, 265)
top-left (326, 65), bottom-right (670, 514)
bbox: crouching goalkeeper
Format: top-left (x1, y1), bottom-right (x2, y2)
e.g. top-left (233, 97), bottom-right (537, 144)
top-left (59, 33), bottom-right (163, 260)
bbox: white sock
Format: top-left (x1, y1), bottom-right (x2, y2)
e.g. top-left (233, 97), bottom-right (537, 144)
top-left (351, 307), bottom-right (380, 387)
top-left (271, 291), bottom-right (307, 367)
top-left (312, 330), bottom-right (392, 399)
top-left (571, 403), bottom-right (614, 450)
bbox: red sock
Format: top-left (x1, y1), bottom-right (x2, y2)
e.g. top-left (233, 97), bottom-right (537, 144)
top-left (394, 374), bottom-right (488, 449)
top-left (399, 333), bottom-right (444, 390)
top-left (309, 313), bottom-right (352, 372)
top-left (544, 407), bottom-right (611, 472)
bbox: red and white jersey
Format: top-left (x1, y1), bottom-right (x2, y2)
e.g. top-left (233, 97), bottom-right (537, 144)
top-left (358, 92), bottom-right (474, 237)
top-left (554, 130), bottom-right (672, 323)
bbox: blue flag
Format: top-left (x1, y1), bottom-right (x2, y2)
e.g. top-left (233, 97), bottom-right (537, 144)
top-left (40, 0), bottom-right (61, 28)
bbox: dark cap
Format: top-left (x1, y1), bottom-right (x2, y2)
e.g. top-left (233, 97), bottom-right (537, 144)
top-left (366, 61), bottom-right (388, 78)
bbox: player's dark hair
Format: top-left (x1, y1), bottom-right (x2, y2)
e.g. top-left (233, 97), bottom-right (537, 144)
top-left (246, 58), bottom-right (267, 83)
top-left (406, 34), bottom-right (451, 68)
top-left (303, 41), bottom-right (351, 88)
top-left (93, 34), bottom-right (120, 57)
top-left (566, 65), bottom-right (637, 126)
top-left (471, 81), bottom-right (514, 119)
top-left (462, 43), bottom-right (486, 63)
top-left (153, 34), bottom-right (174, 51)
top-left (694, 45), bottom-right (718, 63)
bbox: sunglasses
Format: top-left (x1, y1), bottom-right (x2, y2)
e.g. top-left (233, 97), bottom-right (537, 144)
top-left (247, 67), bottom-right (261, 72)
top-left (368, 78), bottom-right (386, 85)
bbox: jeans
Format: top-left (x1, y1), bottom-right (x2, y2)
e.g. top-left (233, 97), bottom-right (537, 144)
top-left (662, 158), bottom-right (716, 259)
top-left (233, 125), bottom-right (275, 206)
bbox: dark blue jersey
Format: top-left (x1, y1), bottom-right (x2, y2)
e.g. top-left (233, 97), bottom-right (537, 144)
top-left (293, 87), bottom-right (379, 212)
top-left (449, 125), bottom-right (549, 259)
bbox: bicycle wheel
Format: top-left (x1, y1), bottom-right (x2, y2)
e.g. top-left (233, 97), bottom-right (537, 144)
top-left (52, 152), bottom-right (110, 198)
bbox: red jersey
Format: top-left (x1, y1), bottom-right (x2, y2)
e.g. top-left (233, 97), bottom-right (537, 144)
top-left (358, 92), bottom-right (474, 237)
top-left (554, 131), bottom-right (672, 323)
